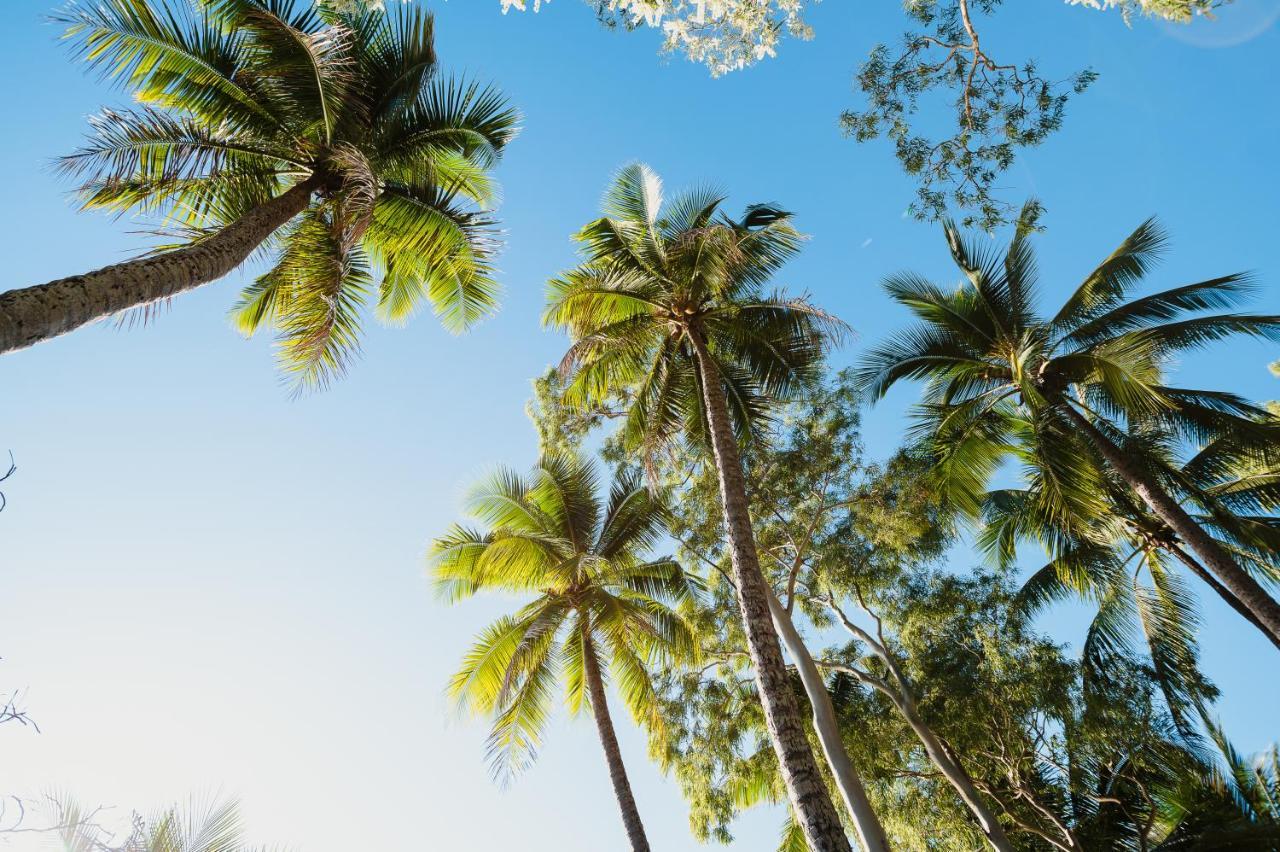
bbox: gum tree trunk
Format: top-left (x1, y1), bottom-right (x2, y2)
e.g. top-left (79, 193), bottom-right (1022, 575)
top-left (1061, 404), bottom-right (1280, 649)
top-left (689, 330), bottom-right (862, 852)
top-left (581, 627), bottom-right (651, 852)
top-left (765, 588), bottom-right (892, 851)
top-left (815, 597), bottom-right (1013, 850)
top-left (0, 175), bottom-right (324, 354)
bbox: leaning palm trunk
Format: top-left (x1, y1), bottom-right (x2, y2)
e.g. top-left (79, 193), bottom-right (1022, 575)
top-left (690, 332), bottom-right (861, 852)
top-left (1167, 543), bottom-right (1280, 651)
top-left (0, 176), bottom-right (322, 354)
top-left (1061, 405), bottom-right (1280, 648)
top-left (581, 628), bottom-right (652, 852)
top-left (764, 588), bottom-right (892, 851)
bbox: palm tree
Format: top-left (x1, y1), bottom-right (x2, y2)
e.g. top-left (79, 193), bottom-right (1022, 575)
top-left (56, 795), bottom-right (273, 851)
top-left (430, 454), bottom-right (698, 852)
top-left (857, 213), bottom-right (1280, 646)
top-left (1155, 719), bottom-right (1280, 848)
top-left (983, 421), bottom-right (1280, 670)
top-left (544, 164), bottom-right (876, 852)
top-left (0, 0), bottom-right (518, 390)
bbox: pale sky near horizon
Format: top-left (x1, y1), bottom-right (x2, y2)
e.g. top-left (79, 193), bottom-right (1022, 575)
top-left (2, 1), bottom-right (1279, 850)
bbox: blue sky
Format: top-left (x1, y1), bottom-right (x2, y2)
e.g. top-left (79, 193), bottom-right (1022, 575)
top-left (2, 0), bottom-right (1278, 849)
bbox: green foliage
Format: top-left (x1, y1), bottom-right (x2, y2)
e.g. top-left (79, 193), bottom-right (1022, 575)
top-left (843, 1), bottom-right (1094, 230)
top-left (545, 163), bottom-right (846, 469)
top-left (857, 210), bottom-right (1280, 520)
top-left (54, 795), bottom-right (277, 852)
top-left (55, 0), bottom-right (518, 390)
top-left (642, 371), bottom-right (979, 846)
top-left (430, 452), bottom-right (699, 782)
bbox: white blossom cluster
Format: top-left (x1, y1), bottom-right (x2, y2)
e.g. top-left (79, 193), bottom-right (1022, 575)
top-left (500, 0), bottom-right (815, 77)
top-left (1065, 0), bottom-right (1223, 23)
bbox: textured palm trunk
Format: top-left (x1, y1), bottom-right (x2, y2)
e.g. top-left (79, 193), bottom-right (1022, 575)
top-left (688, 331), bottom-right (860, 852)
top-left (580, 630), bottom-right (652, 852)
top-left (1167, 543), bottom-right (1280, 652)
top-left (0, 175), bottom-right (324, 354)
top-left (764, 588), bottom-right (892, 851)
top-left (1061, 404), bottom-right (1280, 648)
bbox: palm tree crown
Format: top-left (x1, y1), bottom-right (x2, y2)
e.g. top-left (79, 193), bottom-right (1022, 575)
top-left (431, 454), bottom-right (698, 781)
top-left (42, 0), bottom-right (518, 388)
top-left (544, 163), bottom-right (844, 458)
top-left (856, 213), bottom-right (1280, 647)
top-left (858, 216), bottom-right (1279, 512)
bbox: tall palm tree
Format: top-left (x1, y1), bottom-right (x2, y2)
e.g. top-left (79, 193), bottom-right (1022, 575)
top-left (544, 164), bottom-right (877, 852)
top-left (430, 454), bottom-right (698, 852)
top-left (0, 0), bottom-right (518, 390)
top-left (857, 214), bottom-right (1280, 645)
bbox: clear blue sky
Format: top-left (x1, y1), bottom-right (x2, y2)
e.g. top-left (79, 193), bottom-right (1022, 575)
top-left (2, 1), bottom-right (1278, 849)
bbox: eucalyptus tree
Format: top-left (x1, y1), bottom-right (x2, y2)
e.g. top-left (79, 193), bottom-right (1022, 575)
top-left (430, 454), bottom-right (698, 852)
top-left (0, 0), bottom-right (518, 390)
top-left (497, 0), bottom-right (1224, 229)
top-left (545, 164), bottom-right (872, 852)
top-left (857, 214), bottom-right (1280, 644)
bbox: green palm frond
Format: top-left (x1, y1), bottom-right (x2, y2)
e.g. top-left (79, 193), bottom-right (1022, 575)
top-left (54, 0), bottom-right (282, 133)
top-left (1051, 217), bottom-right (1168, 334)
top-left (546, 165), bottom-right (836, 456)
top-left (55, 0), bottom-right (517, 387)
top-left (434, 453), bottom-right (695, 785)
top-left (1137, 551), bottom-right (1214, 733)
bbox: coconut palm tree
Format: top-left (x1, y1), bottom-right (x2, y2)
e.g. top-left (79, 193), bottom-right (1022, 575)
top-left (430, 454), bottom-right (698, 852)
top-left (857, 213), bottom-right (1280, 646)
top-left (544, 164), bottom-right (876, 852)
top-left (983, 420), bottom-right (1280, 667)
top-left (0, 0), bottom-right (518, 390)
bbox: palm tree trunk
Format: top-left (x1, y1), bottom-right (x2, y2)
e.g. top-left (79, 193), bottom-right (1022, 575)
top-left (1166, 543), bottom-right (1280, 652)
top-left (0, 175), bottom-right (324, 354)
top-left (580, 628), bottom-right (652, 852)
top-left (688, 330), bottom-right (863, 852)
top-left (1061, 404), bottom-right (1280, 648)
top-left (764, 588), bottom-right (892, 851)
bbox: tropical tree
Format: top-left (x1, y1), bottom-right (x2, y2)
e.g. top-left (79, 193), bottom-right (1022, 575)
top-left (645, 372), bottom-right (1018, 849)
top-left (430, 453), bottom-right (698, 852)
top-left (53, 795), bottom-right (273, 852)
top-left (983, 420), bottom-right (1280, 687)
top-left (544, 163), bottom-right (874, 852)
top-left (0, 0), bottom-right (518, 391)
top-left (857, 214), bottom-right (1280, 646)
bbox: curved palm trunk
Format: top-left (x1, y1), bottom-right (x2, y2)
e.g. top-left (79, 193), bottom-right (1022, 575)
top-left (688, 331), bottom-right (863, 852)
top-left (580, 630), bottom-right (651, 852)
top-left (1061, 405), bottom-right (1280, 649)
top-left (1166, 543), bottom-right (1280, 652)
top-left (0, 175), bottom-right (324, 354)
top-left (764, 588), bottom-right (893, 851)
